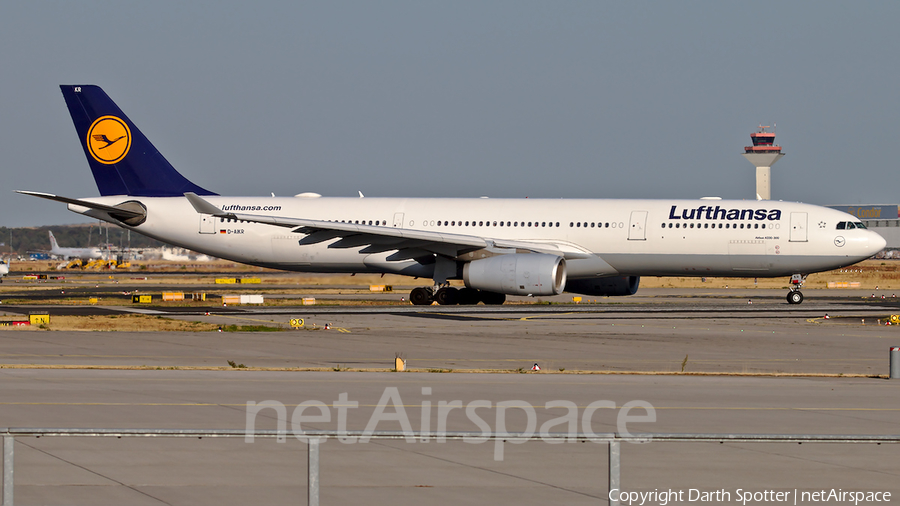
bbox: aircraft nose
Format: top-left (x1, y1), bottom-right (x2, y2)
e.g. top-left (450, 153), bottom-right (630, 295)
top-left (871, 231), bottom-right (887, 252)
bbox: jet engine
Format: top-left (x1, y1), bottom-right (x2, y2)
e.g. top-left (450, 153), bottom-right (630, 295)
top-left (463, 254), bottom-right (566, 296)
top-left (566, 276), bottom-right (640, 296)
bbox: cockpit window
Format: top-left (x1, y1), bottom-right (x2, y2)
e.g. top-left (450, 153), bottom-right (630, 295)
top-left (837, 221), bottom-right (868, 230)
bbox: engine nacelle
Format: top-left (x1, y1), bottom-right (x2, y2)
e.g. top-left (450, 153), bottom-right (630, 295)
top-left (566, 276), bottom-right (640, 296)
top-left (463, 254), bottom-right (566, 296)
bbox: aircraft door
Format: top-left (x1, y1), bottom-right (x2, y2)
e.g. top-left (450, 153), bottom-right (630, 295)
top-left (628, 211), bottom-right (648, 240)
top-left (199, 215), bottom-right (216, 234)
top-left (393, 213), bottom-right (405, 228)
top-left (789, 212), bottom-right (808, 242)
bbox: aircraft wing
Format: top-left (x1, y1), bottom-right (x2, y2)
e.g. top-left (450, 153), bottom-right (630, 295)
top-left (185, 193), bottom-right (592, 260)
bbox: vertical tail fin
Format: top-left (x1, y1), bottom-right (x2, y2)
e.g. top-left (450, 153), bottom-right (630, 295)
top-left (60, 85), bottom-right (216, 197)
top-left (48, 231), bottom-right (59, 251)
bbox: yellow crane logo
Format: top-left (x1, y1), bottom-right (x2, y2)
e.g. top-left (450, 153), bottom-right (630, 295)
top-left (86, 115), bottom-right (131, 164)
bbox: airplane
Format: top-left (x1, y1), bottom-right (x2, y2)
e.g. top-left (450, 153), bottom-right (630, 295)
top-left (17, 85), bottom-right (887, 305)
top-left (0, 260), bottom-right (8, 283)
top-left (47, 230), bottom-right (104, 261)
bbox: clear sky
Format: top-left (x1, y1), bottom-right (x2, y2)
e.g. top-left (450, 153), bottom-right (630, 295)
top-left (1, 2), bottom-right (898, 227)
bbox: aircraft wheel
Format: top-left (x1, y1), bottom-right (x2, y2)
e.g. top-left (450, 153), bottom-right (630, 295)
top-left (786, 291), bottom-right (803, 305)
top-left (434, 287), bottom-right (459, 305)
top-left (410, 287), bottom-right (433, 306)
top-left (457, 288), bottom-right (481, 305)
top-left (480, 291), bottom-right (506, 305)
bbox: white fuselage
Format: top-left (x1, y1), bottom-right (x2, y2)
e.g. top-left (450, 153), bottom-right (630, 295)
top-left (68, 196), bottom-right (886, 283)
top-left (50, 246), bottom-right (103, 261)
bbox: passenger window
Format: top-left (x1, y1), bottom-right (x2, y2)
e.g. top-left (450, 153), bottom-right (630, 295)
top-left (675, 223), bottom-right (680, 229)
top-left (704, 223), bottom-right (708, 229)
top-left (576, 222), bottom-right (581, 227)
top-left (754, 223), bottom-right (758, 229)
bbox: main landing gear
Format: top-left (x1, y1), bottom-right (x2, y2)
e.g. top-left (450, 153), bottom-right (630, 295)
top-left (786, 274), bottom-right (807, 304)
top-left (409, 286), bottom-right (506, 306)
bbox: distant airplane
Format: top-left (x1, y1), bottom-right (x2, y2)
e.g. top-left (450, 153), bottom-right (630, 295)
top-left (0, 260), bottom-right (8, 282)
top-left (17, 85), bottom-right (887, 304)
top-left (47, 231), bottom-right (103, 260)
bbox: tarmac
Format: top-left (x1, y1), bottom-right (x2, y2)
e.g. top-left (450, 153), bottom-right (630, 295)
top-left (1, 290), bottom-right (899, 505)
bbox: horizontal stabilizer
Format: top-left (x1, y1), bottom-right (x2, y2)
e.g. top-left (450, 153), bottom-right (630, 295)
top-left (16, 191), bottom-right (145, 220)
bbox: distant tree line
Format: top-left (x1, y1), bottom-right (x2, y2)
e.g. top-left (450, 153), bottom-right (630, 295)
top-left (0, 223), bottom-right (168, 256)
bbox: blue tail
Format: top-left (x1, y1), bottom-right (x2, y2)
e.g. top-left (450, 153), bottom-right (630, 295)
top-left (60, 85), bottom-right (216, 197)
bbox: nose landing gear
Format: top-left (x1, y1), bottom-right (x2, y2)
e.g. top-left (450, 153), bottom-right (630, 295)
top-left (786, 274), bottom-right (807, 304)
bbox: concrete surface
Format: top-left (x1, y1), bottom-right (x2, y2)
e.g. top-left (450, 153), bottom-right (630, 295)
top-left (1, 292), bottom-right (899, 505)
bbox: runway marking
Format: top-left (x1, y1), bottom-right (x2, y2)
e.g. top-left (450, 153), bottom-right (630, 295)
top-left (0, 354), bottom-right (884, 366)
top-left (419, 312), bottom-right (578, 322)
top-left (0, 364), bottom-right (890, 380)
top-left (116, 308), bottom-right (167, 315)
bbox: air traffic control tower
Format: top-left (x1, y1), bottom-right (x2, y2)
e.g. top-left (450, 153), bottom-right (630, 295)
top-left (742, 125), bottom-right (784, 200)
